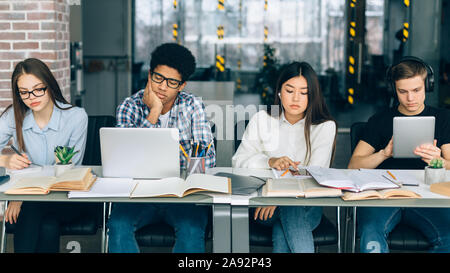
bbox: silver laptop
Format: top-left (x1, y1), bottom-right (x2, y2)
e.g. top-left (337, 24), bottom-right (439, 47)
top-left (393, 116), bottom-right (435, 158)
top-left (100, 128), bottom-right (180, 179)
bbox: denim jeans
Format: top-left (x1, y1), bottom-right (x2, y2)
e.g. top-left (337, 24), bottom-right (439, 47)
top-left (253, 206), bottom-right (322, 253)
top-left (107, 203), bottom-right (209, 253)
top-left (357, 207), bottom-right (450, 253)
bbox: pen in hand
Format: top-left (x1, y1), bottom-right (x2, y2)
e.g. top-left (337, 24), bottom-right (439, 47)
top-left (10, 145), bottom-right (35, 167)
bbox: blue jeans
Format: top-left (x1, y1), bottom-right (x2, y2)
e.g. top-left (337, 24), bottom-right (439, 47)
top-left (357, 207), bottom-right (450, 253)
top-left (107, 203), bottom-right (209, 253)
top-left (253, 206), bottom-right (322, 253)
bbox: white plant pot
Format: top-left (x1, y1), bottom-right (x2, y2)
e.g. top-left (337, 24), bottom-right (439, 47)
top-left (55, 163), bottom-right (73, 176)
top-left (424, 166), bottom-right (446, 185)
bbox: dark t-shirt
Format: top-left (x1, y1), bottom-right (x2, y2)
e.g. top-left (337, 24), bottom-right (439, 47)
top-left (361, 105), bottom-right (450, 170)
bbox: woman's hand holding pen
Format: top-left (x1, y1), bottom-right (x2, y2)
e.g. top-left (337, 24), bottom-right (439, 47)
top-left (268, 156), bottom-right (300, 171)
top-left (5, 201), bottom-right (23, 224)
top-left (4, 153), bottom-right (31, 170)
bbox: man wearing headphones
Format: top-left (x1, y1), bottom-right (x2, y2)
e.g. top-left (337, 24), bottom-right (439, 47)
top-left (348, 56), bottom-right (450, 253)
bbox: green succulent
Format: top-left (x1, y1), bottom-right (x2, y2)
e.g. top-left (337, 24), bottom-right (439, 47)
top-left (429, 158), bottom-right (444, 169)
top-left (54, 146), bottom-right (79, 165)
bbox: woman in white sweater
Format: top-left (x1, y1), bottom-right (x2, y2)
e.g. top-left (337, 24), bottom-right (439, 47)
top-left (232, 61), bottom-right (337, 253)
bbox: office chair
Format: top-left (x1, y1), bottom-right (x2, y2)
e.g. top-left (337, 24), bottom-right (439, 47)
top-left (235, 119), bottom-right (341, 253)
top-left (1, 115), bottom-right (116, 253)
top-left (347, 121), bottom-right (431, 252)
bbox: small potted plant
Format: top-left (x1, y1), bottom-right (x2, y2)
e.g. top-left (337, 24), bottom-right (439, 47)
top-left (424, 158), bottom-right (446, 185)
top-left (54, 146), bottom-right (79, 176)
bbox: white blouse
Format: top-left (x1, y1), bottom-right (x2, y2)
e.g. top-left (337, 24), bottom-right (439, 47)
top-left (232, 110), bottom-right (336, 169)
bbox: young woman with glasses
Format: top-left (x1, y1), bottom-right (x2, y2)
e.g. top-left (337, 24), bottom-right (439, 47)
top-left (0, 58), bottom-right (93, 252)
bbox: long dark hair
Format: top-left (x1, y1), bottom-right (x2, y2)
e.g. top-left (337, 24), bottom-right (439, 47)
top-left (1, 58), bottom-right (72, 152)
top-left (269, 61), bottom-right (337, 166)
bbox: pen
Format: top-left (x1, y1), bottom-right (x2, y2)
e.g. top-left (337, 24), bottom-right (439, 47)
top-left (383, 174), bottom-right (401, 187)
top-left (10, 145), bottom-right (22, 156)
top-left (280, 169), bottom-right (289, 177)
top-left (10, 145), bottom-right (39, 166)
top-left (387, 170), bottom-right (397, 181)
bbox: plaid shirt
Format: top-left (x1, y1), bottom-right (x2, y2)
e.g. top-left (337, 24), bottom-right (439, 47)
top-left (116, 89), bottom-right (216, 168)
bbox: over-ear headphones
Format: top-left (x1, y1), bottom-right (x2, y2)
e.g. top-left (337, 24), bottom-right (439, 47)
top-left (386, 56), bottom-right (435, 96)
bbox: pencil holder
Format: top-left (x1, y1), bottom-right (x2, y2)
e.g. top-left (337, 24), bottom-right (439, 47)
top-left (187, 157), bottom-right (206, 175)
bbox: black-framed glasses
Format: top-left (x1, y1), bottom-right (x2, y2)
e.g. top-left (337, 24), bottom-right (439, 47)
top-left (151, 71), bottom-right (183, 89)
top-left (18, 86), bottom-right (48, 99)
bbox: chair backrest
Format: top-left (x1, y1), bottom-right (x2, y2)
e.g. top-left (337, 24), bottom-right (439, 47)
top-left (350, 122), bottom-right (367, 154)
top-left (82, 115), bottom-right (116, 166)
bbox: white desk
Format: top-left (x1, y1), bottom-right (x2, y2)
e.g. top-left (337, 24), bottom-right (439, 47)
top-left (208, 168), bottom-right (450, 253)
top-left (0, 166), bottom-right (232, 253)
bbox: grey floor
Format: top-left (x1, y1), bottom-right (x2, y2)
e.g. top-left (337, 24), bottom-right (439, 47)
top-left (1, 92), bottom-right (383, 253)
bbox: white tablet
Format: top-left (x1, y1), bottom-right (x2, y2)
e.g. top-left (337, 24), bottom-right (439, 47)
top-left (393, 116), bottom-right (435, 158)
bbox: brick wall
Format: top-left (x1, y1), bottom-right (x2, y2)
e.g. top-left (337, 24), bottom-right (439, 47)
top-left (0, 0), bottom-right (71, 111)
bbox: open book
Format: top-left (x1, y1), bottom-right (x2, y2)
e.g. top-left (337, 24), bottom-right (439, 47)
top-left (306, 166), bottom-right (399, 192)
top-left (342, 187), bottom-right (421, 201)
top-left (359, 169), bottom-right (420, 186)
top-left (130, 173), bottom-right (231, 198)
top-left (68, 178), bottom-right (136, 198)
top-left (5, 167), bottom-right (96, 195)
top-left (262, 177), bottom-right (342, 198)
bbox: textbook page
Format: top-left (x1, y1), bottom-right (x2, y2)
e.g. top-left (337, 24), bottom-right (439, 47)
top-left (388, 170), bottom-right (420, 186)
top-left (131, 177), bottom-right (186, 197)
top-left (306, 166), bottom-right (355, 189)
top-left (185, 173), bottom-right (230, 194)
top-left (301, 178), bottom-right (342, 198)
top-left (8, 164), bottom-right (43, 176)
top-left (8, 165), bottom-right (54, 179)
top-left (68, 178), bottom-right (136, 198)
top-left (55, 168), bottom-right (90, 183)
top-left (8, 176), bottom-right (56, 191)
top-left (350, 169), bottom-right (399, 191)
top-left (307, 166), bottom-right (399, 192)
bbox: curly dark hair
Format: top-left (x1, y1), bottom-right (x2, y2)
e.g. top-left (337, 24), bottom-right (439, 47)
top-left (150, 43), bottom-right (196, 82)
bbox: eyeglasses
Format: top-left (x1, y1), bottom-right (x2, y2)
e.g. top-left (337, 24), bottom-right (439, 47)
top-left (151, 72), bottom-right (183, 89)
top-left (18, 86), bottom-right (48, 99)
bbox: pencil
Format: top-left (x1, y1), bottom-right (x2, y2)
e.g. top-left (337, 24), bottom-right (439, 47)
top-left (195, 141), bottom-right (199, 157)
top-left (386, 170), bottom-right (397, 180)
top-left (206, 142), bottom-right (212, 153)
top-left (280, 169), bottom-right (289, 177)
top-left (180, 144), bottom-right (189, 159)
